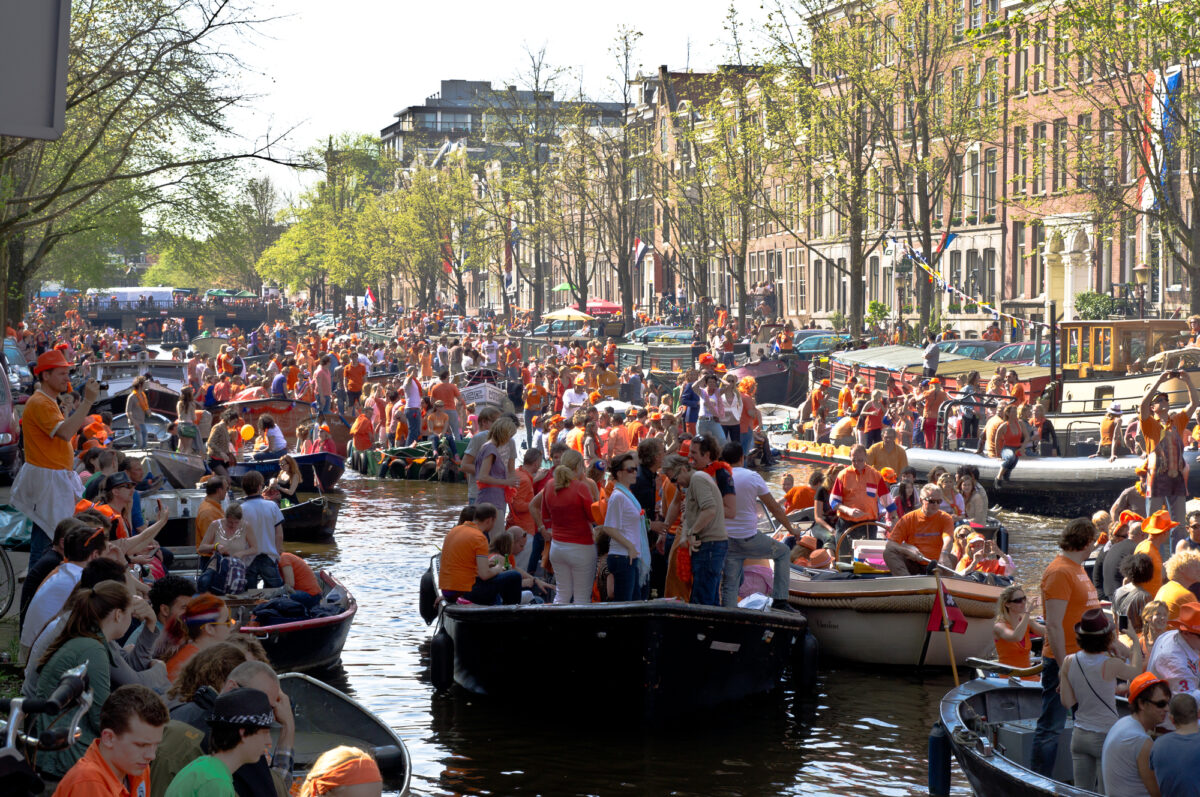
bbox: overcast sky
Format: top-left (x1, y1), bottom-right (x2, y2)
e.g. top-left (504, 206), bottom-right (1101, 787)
top-left (230, 0), bottom-right (756, 198)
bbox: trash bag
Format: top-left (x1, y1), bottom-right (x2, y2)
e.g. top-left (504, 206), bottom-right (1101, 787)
top-left (0, 505), bottom-right (33, 549)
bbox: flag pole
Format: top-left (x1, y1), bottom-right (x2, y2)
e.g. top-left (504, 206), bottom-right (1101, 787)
top-left (935, 570), bottom-right (960, 687)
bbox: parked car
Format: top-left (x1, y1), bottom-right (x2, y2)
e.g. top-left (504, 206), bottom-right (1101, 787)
top-left (793, 334), bottom-right (852, 357)
top-left (933, 339), bottom-right (1007, 360)
top-left (643, 329), bottom-right (699, 344)
top-left (0, 360), bottom-right (19, 480)
top-left (621, 325), bottom-right (680, 344)
top-left (985, 342), bottom-right (1052, 366)
top-left (529, 320), bottom-right (587, 337)
top-left (3, 338), bottom-right (33, 396)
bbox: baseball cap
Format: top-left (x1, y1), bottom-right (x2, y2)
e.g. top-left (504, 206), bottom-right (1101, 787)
top-left (1128, 672), bottom-right (1166, 704)
top-left (208, 687), bottom-right (276, 728)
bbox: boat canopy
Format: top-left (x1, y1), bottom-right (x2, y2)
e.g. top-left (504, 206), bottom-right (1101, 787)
top-left (831, 345), bottom-right (1045, 383)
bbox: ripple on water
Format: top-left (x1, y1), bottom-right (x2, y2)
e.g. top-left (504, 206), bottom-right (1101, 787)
top-left (291, 466), bottom-right (1076, 795)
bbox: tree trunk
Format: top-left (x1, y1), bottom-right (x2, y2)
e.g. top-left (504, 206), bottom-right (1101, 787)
top-left (849, 210), bottom-right (865, 342)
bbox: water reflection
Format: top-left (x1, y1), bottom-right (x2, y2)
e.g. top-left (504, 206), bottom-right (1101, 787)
top-left (290, 464), bottom-right (1073, 795)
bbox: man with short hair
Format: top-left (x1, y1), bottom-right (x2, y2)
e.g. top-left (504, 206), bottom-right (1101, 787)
top-left (1140, 369), bottom-right (1198, 531)
top-left (661, 454), bottom-right (727, 606)
top-left (718, 442), bottom-right (797, 610)
top-left (866, 427), bottom-right (908, 474)
top-left (165, 688), bottom-right (276, 797)
top-left (18, 515), bottom-right (85, 627)
top-left (127, 574), bottom-right (197, 672)
top-left (1032, 517), bottom-right (1100, 776)
top-left (55, 685), bottom-right (169, 797)
top-left (438, 503), bottom-right (521, 605)
top-left (196, 477), bottom-right (228, 548)
top-left (829, 444), bottom-right (897, 534)
top-left (1150, 693), bottom-right (1200, 796)
top-left (429, 370), bottom-right (465, 442)
top-left (238, 472), bottom-right (284, 589)
top-left (884, 483), bottom-right (956, 575)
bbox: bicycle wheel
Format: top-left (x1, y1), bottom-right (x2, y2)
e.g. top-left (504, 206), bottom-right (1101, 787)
top-left (0, 546), bottom-right (14, 619)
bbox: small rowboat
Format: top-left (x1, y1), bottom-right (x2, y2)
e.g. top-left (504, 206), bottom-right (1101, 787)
top-left (279, 673), bottom-right (411, 796)
top-left (229, 450), bottom-right (345, 493)
top-left (234, 571), bottom-right (357, 672)
top-left (787, 567), bottom-right (1003, 667)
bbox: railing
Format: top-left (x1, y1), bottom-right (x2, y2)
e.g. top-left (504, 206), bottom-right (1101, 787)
top-left (50, 299), bottom-right (283, 313)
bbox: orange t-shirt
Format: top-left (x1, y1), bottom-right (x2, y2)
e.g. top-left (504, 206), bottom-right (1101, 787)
top-left (1010, 382), bottom-right (1027, 406)
top-left (525, 383), bottom-right (548, 410)
top-left (783, 485), bottom-right (815, 513)
top-left (344, 362), bottom-right (367, 392)
top-left (350, 414), bottom-right (373, 450)
top-left (922, 388), bottom-right (947, 420)
top-left (566, 427), bottom-right (585, 454)
top-left (439, 523), bottom-right (488, 592)
top-left (429, 382), bottom-right (461, 410)
top-left (22, 390), bottom-right (73, 470)
top-left (1141, 412), bottom-right (1190, 455)
top-left (1134, 538), bottom-right (1165, 597)
top-left (286, 365), bottom-right (300, 391)
top-left (278, 552), bottom-right (320, 596)
top-left (54, 739), bottom-right (151, 797)
top-left (995, 624), bottom-right (1034, 670)
top-left (889, 507), bottom-right (953, 561)
top-left (1040, 553), bottom-right (1101, 659)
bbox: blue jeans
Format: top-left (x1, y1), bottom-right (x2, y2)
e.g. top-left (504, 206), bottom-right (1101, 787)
top-left (527, 532), bottom-right (545, 577)
top-left (607, 554), bottom-right (650, 601)
top-left (317, 395), bottom-right (332, 414)
top-left (720, 533), bottom-right (791, 607)
top-left (740, 430), bottom-right (754, 458)
top-left (246, 554), bottom-right (283, 589)
top-left (1031, 656), bottom-right (1067, 776)
top-left (444, 410), bottom-right (460, 444)
top-left (252, 448), bottom-right (287, 461)
top-left (404, 408), bottom-right (422, 445)
top-left (523, 409), bottom-right (539, 444)
top-left (697, 417), bottom-right (726, 443)
top-left (689, 540), bottom-right (728, 606)
top-left (29, 522), bottom-right (51, 564)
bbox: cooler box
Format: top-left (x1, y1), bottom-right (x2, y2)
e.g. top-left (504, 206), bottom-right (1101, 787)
top-left (461, 382), bottom-right (506, 408)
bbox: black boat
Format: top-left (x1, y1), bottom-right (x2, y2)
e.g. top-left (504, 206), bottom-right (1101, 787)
top-left (279, 494), bottom-right (341, 540)
top-left (934, 669), bottom-right (1104, 797)
top-left (422, 556), bottom-right (816, 717)
top-left (148, 490), bottom-right (339, 546)
top-left (280, 673), bottom-right (411, 796)
top-left (229, 451), bottom-right (345, 493)
top-left (234, 571), bottom-right (357, 672)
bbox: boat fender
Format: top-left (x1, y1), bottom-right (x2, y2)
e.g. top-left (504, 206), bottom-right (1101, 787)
top-left (792, 631), bottom-right (819, 694)
top-left (430, 628), bottom-right (454, 692)
top-left (419, 567), bottom-right (438, 626)
top-left (372, 744), bottom-right (406, 772)
top-left (927, 721), bottom-right (952, 797)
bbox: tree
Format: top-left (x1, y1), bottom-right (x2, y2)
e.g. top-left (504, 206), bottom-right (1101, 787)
top-left (0, 0), bottom-right (292, 329)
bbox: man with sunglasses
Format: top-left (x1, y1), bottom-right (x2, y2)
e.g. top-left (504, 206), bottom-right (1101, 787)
top-left (11, 348), bottom-right (101, 565)
top-left (661, 454), bottom-right (727, 607)
top-left (1148, 601), bottom-right (1200, 705)
top-left (883, 484), bottom-right (955, 576)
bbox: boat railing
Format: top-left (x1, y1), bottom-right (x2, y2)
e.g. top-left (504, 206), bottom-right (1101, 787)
top-left (1062, 420), bottom-right (1103, 457)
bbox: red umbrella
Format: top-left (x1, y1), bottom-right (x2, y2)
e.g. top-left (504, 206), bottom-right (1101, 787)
top-left (572, 298), bottom-right (622, 314)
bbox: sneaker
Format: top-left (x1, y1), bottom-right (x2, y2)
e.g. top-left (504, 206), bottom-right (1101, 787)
top-left (771, 598), bottom-right (801, 613)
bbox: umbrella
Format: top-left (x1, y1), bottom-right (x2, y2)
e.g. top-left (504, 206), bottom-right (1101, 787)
top-left (551, 282), bottom-right (578, 292)
top-left (572, 298), bottom-right (621, 314)
top-left (234, 290), bottom-right (257, 298)
top-left (543, 308), bottom-right (595, 322)
top-left (206, 289), bottom-right (232, 297)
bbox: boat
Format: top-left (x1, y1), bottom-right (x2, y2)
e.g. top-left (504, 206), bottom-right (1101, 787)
top-left (279, 494), bottom-right (341, 540)
top-left (147, 449), bottom-right (208, 488)
top-left (144, 490), bottom-right (340, 547)
top-left (279, 673), bottom-right (411, 796)
top-left (228, 450), bottom-right (345, 493)
top-left (233, 570), bottom-right (357, 672)
top-left (350, 439), bottom-right (467, 481)
top-left (226, 397), bottom-right (353, 456)
top-left (787, 567), bottom-right (1003, 667)
top-left (189, 335), bottom-right (229, 358)
top-left (728, 356), bottom-right (808, 406)
top-left (772, 434), bottom-right (1200, 516)
top-left (84, 358), bottom-right (188, 417)
top-left (422, 556), bottom-right (817, 717)
top-left (935, 674), bottom-right (1096, 795)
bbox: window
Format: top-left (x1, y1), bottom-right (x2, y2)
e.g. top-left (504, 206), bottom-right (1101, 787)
top-left (1121, 112), bottom-right (1137, 185)
top-left (967, 150), bottom-right (980, 219)
top-left (985, 58), bottom-right (999, 108)
top-left (1031, 223), bottom-right (1045, 296)
top-left (1077, 113), bottom-right (1093, 188)
top-left (826, 261), bottom-right (836, 311)
top-left (1053, 118), bottom-right (1068, 191)
top-left (966, 249), bottom-right (980, 305)
top-left (814, 260), bottom-right (823, 311)
top-left (1014, 126), bottom-right (1027, 193)
top-left (950, 251), bottom-right (962, 302)
top-left (884, 15), bottom-right (897, 65)
top-left (788, 248), bottom-right (805, 315)
top-left (870, 256), bottom-right (879, 302)
top-left (1014, 31), bottom-right (1027, 93)
top-left (1053, 25), bottom-right (1068, 86)
top-left (1120, 214), bottom-right (1137, 284)
top-left (1033, 123), bottom-right (1048, 195)
top-left (1013, 221), bottom-right (1026, 297)
top-left (983, 248), bottom-right (997, 303)
top-left (984, 148), bottom-right (998, 217)
top-left (1078, 26), bottom-right (1092, 82)
top-left (836, 259), bottom-right (847, 312)
top-left (1100, 110), bottom-right (1116, 185)
top-left (1032, 25), bottom-right (1046, 92)
top-left (810, 179), bottom-right (824, 238)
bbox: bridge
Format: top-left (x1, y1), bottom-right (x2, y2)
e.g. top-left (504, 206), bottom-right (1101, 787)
top-left (42, 297), bottom-right (292, 336)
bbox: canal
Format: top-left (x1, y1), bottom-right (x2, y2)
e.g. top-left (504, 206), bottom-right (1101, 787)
top-left (293, 463), bottom-right (1071, 796)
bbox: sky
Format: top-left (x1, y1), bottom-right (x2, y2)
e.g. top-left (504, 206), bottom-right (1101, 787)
top-left (227, 0), bottom-right (757, 199)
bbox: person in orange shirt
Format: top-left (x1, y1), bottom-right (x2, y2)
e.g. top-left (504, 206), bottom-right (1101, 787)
top-left (349, 408), bottom-right (374, 453)
top-left (884, 482), bottom-right (955, 574)
top-left (837, 377), bottom-right (858, 416)
top-left (53, 684), bottom-right (169, 797)
top-left (920, 378), bottom-right (949, 449)
top-left (829, 444), bottom-right (898, 531)
top-left (809, 379), bottom-right (829, 416)
top-left (1006, 371), bottom-right (1027, 406)
top-left (1033, 517), bottom-right (1100, 775)
top-left (343, 358), bottom-right (367, 408)
top-left (523, 378), bottom-right (549, 439)
top-left (781, 471), bottom-right (817, 514)
top-left (1135, 510), bottom-right (1177, 596)
top-left (1140, 370), bottom-right (1198, 531)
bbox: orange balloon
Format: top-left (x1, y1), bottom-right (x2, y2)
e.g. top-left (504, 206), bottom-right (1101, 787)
top-left (240, 425), bottom-right (255, 441)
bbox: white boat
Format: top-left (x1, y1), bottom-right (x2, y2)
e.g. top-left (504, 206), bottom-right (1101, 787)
top-left (787, 566), bottom-right (1003, 667)
top-left (86, 359), bottom-right (187, 416)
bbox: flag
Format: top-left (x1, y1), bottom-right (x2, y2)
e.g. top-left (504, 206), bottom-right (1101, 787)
top-left (926, 580), bottom-right (968, 634)
top-left (365, 287), bottom-right (377, 309)
top-left (1139, 67), bottom-right (1183, 211)
top-left (935, 231), bottom-right (958, 255)
top-left (632, 237), bottom-right (649, 269)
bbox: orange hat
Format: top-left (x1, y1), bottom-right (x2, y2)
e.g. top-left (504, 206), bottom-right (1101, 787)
top-left (930, 378), bottom-right (941, 385)
top-left (698, 353), bottom-right (716, 366)
top-left (550, 415), bottom-right (563, 424)
top-left (808, 548), bottom-right (833, 568)
top-left (795, 535), bottom-right (818, 552)
top-left (320, 424), bottom-right (331, 433)
top-left (678, 439), bottom-right (691, 456)
top-left (966, 532), bottom-right (985, 546)
top-left (820, 379), bottom-right (831, 387)
top-left (715, 364), bottom-right (727, 373)
top-left (1117, 510), bottom-right (1144, 527)
top-left (575, 375), bottom-right (586, 385)
top-left (879, 467), bottom-right (898, 484)
top-left (1128, 671), bottom-right (1166, 703)
top-left (33, 348), bottom-right (72, 374)
top-left (1172, 601), bottom-right (1200, 633)
top-left (531, 415), bottom-right (540, 426)
top-left (1143, 509), bottom-right (1179, 536)
top-left (649, 412), bottom-right (662, 420)
top-left (589, 391), bottom-right (602, 403)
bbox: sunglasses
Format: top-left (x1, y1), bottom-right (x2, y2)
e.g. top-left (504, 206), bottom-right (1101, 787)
top-left (206, 617), bottom-right (238, 628)
top-left (1007, 596), bottom-right (1027, 604)
top-left (1146, 698), bottom-right (1170, 708)
top-left (622, 467), bottom-right (638, 474)
top-left (113, 483), bottom-right (134, 490)
top-left (924, 497), bottom-right (941, 503)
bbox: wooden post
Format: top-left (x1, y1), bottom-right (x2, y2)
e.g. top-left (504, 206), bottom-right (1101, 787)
top-left (935, 571), bottom-right (960, 687)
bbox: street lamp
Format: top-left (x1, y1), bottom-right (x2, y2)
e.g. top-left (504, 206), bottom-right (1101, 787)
top-left (1133, 263), bottom-right (1151, 319)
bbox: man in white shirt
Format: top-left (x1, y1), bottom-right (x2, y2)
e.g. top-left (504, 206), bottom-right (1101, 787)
top-left (238, 471), bottom-right (285, 589)
top-left (561, 376), bottom-right (589, 419)
top-left (482, 333), bottom-right (500, 367)
top-left (719, 442), bottom-right (798, 611)
top-left (19, 520), bottom-right (107, 663)
top-left (1148, 601), bottom-right (1200, 704)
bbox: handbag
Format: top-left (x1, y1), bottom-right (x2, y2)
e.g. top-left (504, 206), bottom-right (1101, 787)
top-left (178, 422), bottom-right (199, 439)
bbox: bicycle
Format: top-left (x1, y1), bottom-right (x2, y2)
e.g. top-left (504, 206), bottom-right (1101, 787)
top-left (0, 543), bottom-right (14, 619)
top-left (0, 662), bottom-right (92, 796)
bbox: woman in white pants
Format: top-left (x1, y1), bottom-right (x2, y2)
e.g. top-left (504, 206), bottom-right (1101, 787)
top-left (532, 450), bottom-right (599, 604)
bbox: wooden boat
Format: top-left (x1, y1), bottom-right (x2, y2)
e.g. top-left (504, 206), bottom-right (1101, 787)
top-left (279, 494), bottom-right (341, 540)
top-left (84, 359), bottom-right (188, 417)
top-left (229, 451), bottom-right (345, 493)
top-left (423, 556), bottom-right (816, 716)
top-left (936, 675), bottom-right (1094, 795)
top-left (773, 435), bottom-right (1200, 516)
top-left (226, 398), bottom-right (353, 456)
top-left (279, 673), bottom-right (411, 796)
top-left (148, 449), bottom-right (208, 488)
top-left (787, 568), bottom-right (1003, 667)
top-left (190, 335), bottom-right (229, 358)
top-left (234, 570), bottom-right (357, 672)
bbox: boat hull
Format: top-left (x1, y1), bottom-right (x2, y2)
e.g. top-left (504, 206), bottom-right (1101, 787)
top-left (148, 450), bottom-right (208, 489)
top-left (229, 451), bottom-right (345, 492)
top-left (146, 490), bottom-right (339, 546)
top-left (440, 600), bottom-right (809, 716)
top-left (729, 357), bottom-right (808, 406)
top-left (279, 495), bottom-right (340, 540)
top-left (788, 570), bottom-right (1002, 667)
top-left (227, 398), bottom-right (353, 456)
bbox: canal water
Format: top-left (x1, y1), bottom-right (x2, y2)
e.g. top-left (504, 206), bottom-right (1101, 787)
top-left (293, 464), bottom-right (1072, 796)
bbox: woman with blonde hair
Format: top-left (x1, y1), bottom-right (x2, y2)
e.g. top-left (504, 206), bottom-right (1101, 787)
top-left (300, 746), bottom-right (383, 797)
top-left (531, 449), bottom-right (600, 604)
top-left (937, 472), bottom-right (964, 518)
top-left (475, 416), bottom-right (518, 509)
top-left (993, 583), bottom-right (1045, 673)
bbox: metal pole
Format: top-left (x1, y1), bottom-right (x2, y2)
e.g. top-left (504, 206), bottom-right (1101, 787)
top-left (1049, 299), bottom-right (1058, 411)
